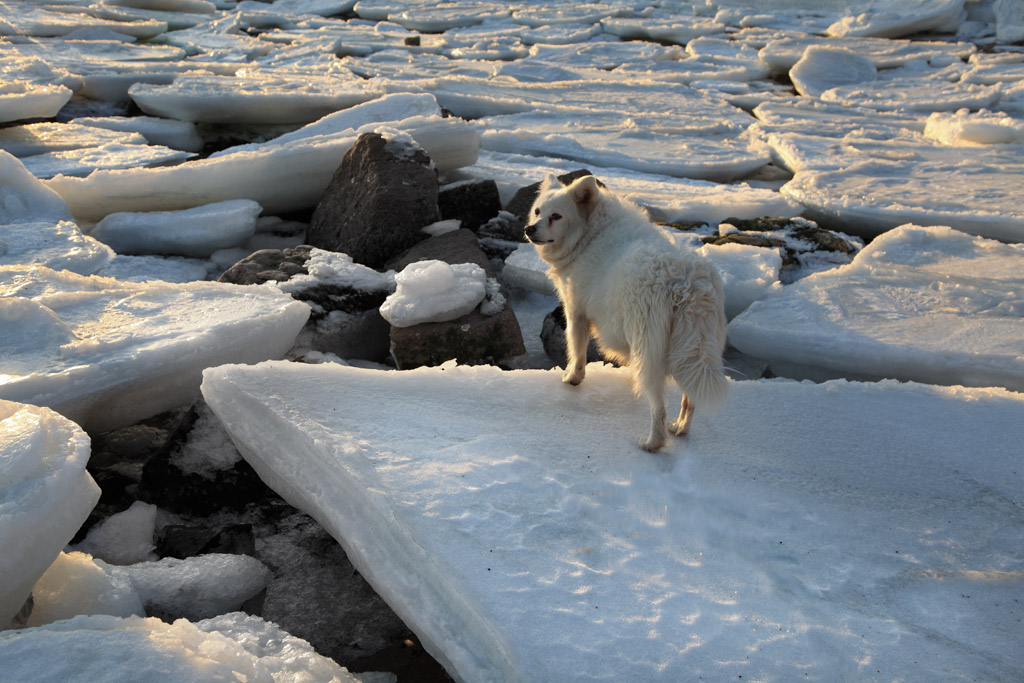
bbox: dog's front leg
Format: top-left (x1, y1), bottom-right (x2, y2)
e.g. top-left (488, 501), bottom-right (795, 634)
top-left (562, 303), bottom-right (589, 386)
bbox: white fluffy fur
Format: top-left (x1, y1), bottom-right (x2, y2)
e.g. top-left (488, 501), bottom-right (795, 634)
top-left (526, 174), bottom-right (729, 451)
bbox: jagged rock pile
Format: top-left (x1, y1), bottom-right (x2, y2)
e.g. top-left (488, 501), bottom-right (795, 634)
top-left (221, 130), bottom-right (527, 370)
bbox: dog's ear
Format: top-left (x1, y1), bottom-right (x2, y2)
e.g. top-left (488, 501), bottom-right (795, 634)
top-left (571, 175), bottom-right (600, 220)
top-left (539, 172), bottom-right (560, 195)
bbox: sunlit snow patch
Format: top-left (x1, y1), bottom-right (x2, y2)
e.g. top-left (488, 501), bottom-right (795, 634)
top-left (0, 613), bottom-right (367, 682)
top-left (380, 260), bottom-right (486, 327)
top-left (728, 224), bottom-right (1024, 390)
top-left (201, 360), bottom-right (1024, 683)
top-left (0, 266), bottom-right (310, 432)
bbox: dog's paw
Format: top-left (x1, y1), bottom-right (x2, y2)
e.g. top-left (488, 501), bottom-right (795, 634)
top-left (562, 367), bottom-right (585, 386)
top-left (638, 435), bottom-right (666, 452)
top-left (668, 418), bottom-right (690, 437)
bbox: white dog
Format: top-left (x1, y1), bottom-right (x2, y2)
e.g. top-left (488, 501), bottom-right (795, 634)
top-left (526, 174), bottom-right (729, 451)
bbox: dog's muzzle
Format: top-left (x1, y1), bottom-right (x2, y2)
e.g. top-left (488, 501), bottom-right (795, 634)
top-left (524, 223), bottom-right (552, 244)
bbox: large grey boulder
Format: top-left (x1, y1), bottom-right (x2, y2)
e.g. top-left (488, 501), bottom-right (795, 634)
top-left (306, 132), bottom-right (440, 269)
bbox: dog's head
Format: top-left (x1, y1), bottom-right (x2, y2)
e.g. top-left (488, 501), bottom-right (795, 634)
top-left (524, 174), bottom-right (601, 250)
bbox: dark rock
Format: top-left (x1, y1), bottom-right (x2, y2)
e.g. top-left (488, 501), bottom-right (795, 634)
top-left (503, 169), bottom-right (603, 237)
top-left (220, 244), bottom-right (393, 363)
top-left (306, 132), bottom-right (440, 269)
top-left (387, 228), bottom-right (494, 276)
top-left (76, 407), bottom-right (193, 542)
top-left (157, 523), bottom-right (256, 560)
top-left (390, 306), bottom-right (527, 369)
top-left (139, 405), bottom-right (281, 516)
top-left (385, 229), bottom-right (528, 369)
top-left (256, 511), bottom-right (417, 666)
top-left (438, 178), bottom-right (502, 233)
top-left (540, 304), bottom-right (604, 369)
top-left (692, 216), bottom-right (862, 284)
top-left (218, 245), bottom-right (313, 285)
top-left (477, 210), bottom-right (526, 246)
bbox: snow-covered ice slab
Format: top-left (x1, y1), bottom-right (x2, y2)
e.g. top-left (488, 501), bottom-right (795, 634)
top-left (728, 224), bottom-right (1024, 390)
top-left (455, 150), bottom-right (800, 222)
top-left (0, 221), bottom-right (114, 275)
top-left (758, 35), bottom-right (976, 72)
top-left (0, 613), bottom-right (365, 682)
top-left (202, 360), bottom-right (1024, 683)
top-left (0, 266), bottom-right (310, 433)
top-left (44, 108), bottom-right (479, 221)
top-left (0, 400), bottom-right (99, 627)
top-left (826, 0), bottom-right (967, 38)
top-left (19, 143), bottom-right (196, 180)
top-left (0, 81), bottom-right (72, 124)
top-left (90, 199), bottom-right (262, 258)
top-left (480, 112), bottom-right (769, 182)
top-left (780, 145), bottom-right (1024, 241)
top-left (419, 75), bottom-right (753, 132)
top-left (820, 77), bottom-right (1000, 113)
top-left (0, 3), bottom-right (168, 39)
top-left (129, 73), bottom-right (386, 124)
top-left (0, 122), bottom-right (148, 158)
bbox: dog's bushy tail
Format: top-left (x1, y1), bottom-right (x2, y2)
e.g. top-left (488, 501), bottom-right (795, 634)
top-left (668, 256), bottom-right (729, 409)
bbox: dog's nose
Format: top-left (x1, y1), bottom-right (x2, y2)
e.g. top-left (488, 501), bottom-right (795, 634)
top-left (525, 224), bottom-right (537, 238)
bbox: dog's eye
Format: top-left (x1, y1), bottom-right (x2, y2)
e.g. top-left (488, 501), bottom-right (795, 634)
top-left (551, 213), bottom-right (562, 221)
top-left (533, 208), bottom-right (540, 216)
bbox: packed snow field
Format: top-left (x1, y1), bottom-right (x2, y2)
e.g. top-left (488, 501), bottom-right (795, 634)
top-left (2, 0), bottom-right (1024, 681)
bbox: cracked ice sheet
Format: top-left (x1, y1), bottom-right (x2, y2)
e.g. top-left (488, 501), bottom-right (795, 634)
top-left (202, 360), bottom-right (1024, 683)
top-left (479, 111), bottom-right (768, 182)
top-left (780, 145), bottom-right (1024, 241)
top-left (0, 266), bottom-right (309, 433)
top-left (449, 150), bottom-right (801, 223)
top-left (728, 224), bottom-right (1024, 391)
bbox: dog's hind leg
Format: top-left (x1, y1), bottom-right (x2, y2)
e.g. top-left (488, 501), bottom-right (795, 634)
top-left (635, 361), bottom-right (668, 452)
top-left (669, 394), bottom-right (694, 436)
top-left (630, 322), bottom-right (671, 452)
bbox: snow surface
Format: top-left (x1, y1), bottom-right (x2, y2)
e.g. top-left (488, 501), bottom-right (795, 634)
top-left (2, 1), bottom-right (1024, 680)
top-left (380, 260), bottom-right (487, 328)
top-left (202, 360), bottom-right (1024, 683)
top-left (728, 223), bottom-right (1024, 391)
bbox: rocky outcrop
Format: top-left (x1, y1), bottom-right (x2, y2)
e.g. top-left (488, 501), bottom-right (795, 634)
top-left (438, 178), bottom-right (502, 233)
top-left (306, 132), bottom-right (440, 269)
top-left (220, 245), bottom-right (393, 363)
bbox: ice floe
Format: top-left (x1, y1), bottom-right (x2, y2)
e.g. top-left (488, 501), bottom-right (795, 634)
top-left (201, 359), bottom-right (1024, 682)
top-left (44, 99), bottom-right (479, 222)
top-left (129, 72), bottom-right (385, 124)
top-left (0, 400), bottom-right (99, 627)
top-left (0, 266), bottom-right (310, 432)
top-left (728, 224), bottom-right (1024, 390)
top-left (0, 220), bottom-right (114, 274)
top-left (0, 81), bottom-right (72, 124)
top-left (90, 199), bottom-right (262, 258)
top-left (826, 0), bottom-right (967, 38)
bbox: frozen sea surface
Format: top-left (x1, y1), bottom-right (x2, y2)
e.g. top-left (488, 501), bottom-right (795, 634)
top-left (3, 0), bottom-right (1024, 680)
